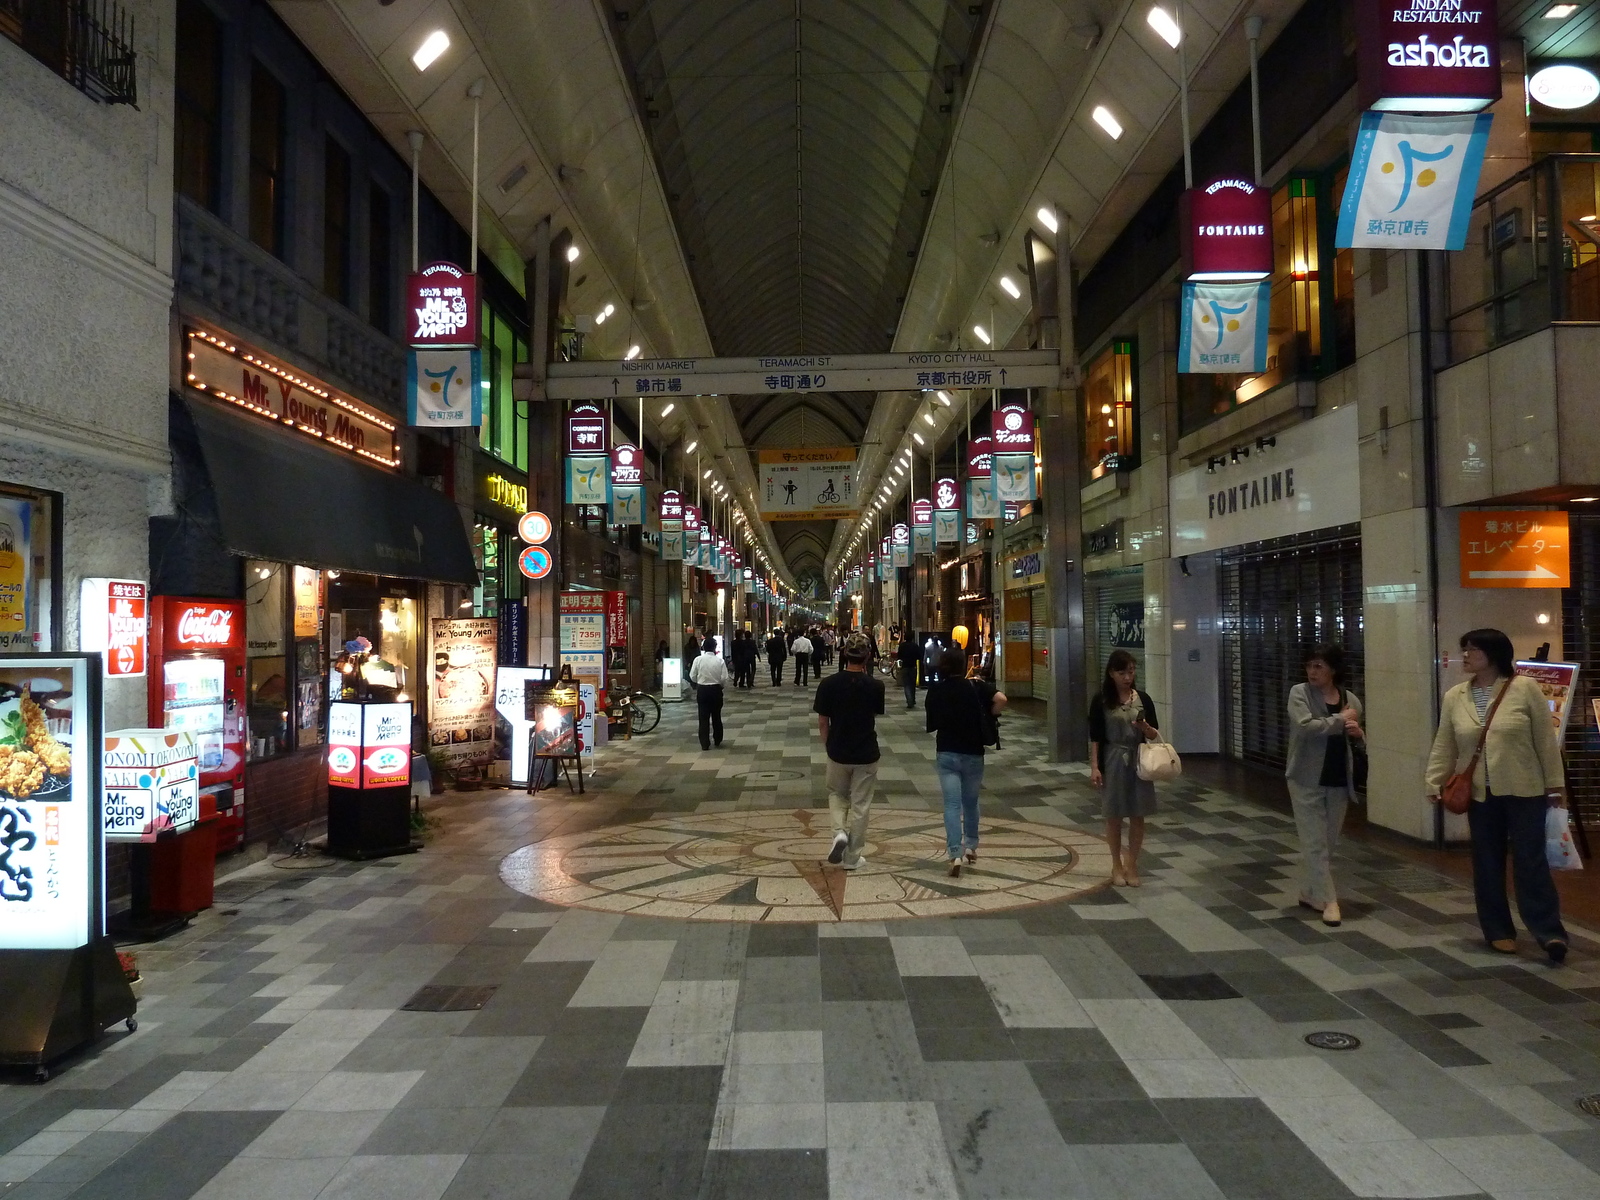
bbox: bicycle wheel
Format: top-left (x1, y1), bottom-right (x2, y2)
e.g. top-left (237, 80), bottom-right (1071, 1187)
top-left (631, 693), bottom-right (661, 733)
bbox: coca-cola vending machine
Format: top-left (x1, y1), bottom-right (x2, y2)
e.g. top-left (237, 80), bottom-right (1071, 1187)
top-left (147, 598), bottom-right (247, 852)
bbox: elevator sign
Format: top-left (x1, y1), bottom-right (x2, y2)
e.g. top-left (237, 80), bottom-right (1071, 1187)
top-left (1458, 511), bottom-right (1570, 588)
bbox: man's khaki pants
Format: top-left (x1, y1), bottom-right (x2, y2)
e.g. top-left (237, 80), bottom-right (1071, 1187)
top-left (826, 759), bottom-right (878, 866)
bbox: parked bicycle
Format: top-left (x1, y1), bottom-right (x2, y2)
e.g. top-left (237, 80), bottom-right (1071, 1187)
top-left (607, 687), bottom-right (661, 735)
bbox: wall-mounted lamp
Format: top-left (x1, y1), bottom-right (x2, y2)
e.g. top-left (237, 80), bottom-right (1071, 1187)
top-left (1206, 455), bottom-right (1226, 473)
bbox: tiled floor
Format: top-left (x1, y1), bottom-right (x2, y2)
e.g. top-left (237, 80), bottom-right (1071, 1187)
top-left (4, 678), bottom-right (1600, 1199)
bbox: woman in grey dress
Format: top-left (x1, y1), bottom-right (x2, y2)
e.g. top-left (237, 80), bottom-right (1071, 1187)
top-left (1088, 650), bottom-right (1160, 886)
top-left (1286, 644), bottom-right (1363, 927)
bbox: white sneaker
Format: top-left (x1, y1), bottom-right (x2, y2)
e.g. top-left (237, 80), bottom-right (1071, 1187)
top-left (843, 856), bottom-right (867, 871)
top-left (827, 832), bottom-right (848, 865)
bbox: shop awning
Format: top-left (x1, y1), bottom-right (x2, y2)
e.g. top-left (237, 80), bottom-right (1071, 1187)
top-left (182, 396), bottom-right (478, 586)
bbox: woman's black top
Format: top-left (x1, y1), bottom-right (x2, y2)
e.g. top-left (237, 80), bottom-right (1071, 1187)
top-left (1088, 690), bottom-right (1159, 743)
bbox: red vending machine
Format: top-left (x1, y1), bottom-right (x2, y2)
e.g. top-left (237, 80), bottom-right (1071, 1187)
top-left (147, 598), bottom-right (248, 852)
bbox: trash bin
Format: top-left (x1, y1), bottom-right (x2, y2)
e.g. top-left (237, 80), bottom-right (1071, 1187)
top-left (149, 794), bottom-right (220, 915)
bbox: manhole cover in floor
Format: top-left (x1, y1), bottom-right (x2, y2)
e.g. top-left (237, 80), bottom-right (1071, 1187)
top-left (1578, 1094), bottom-right (1600, 1118)
top-left (402, 984), bottom-right (499, 1012)
top-left (1304, 1031), bottom-right (1362, 1051)
top-left (499, 808), bottom-right (1112, 922)
top-left (733, 769), bottom-right (806, 782)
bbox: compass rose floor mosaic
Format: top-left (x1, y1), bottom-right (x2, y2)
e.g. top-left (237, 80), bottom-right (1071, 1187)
top-left (4, 682), bottom-right (1600, 1200)
top-left (498, 809), bottom-right (1112, 922)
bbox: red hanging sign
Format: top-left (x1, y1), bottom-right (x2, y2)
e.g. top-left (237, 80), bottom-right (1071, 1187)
top-left (967, 434), bottom-right (993, 478)
top-left (405, 262), bottom-right (479, 347)
top-left (992, 404), bottom-right (1033, 452)
top-left (1180, 179), bottom-right (1273, 281)
top-left (1355, 0), bottom-right (1500, 114)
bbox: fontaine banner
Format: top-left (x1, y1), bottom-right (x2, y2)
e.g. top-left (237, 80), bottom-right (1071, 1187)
top-left (1335, 111), bottom-right (1492, 251)
top-left (1177, 281), bottom-right (1270, 373)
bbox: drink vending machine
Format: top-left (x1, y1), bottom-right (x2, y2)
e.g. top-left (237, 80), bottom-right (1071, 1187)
top-left (146, 598), bottom-right (247, 851)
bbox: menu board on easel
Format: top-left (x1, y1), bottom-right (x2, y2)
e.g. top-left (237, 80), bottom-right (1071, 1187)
top-left (1516, 661), bottom-right (1581, 742)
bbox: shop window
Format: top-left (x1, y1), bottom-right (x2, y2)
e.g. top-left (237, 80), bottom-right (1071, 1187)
top-left (245, 559), bottom-right (289, 758)
top-left (248, 62), bottom-right (287, 257)
top-left (368, 184), bottom-right (393, 334)
top-left (1178, 178), bottom-right (1331, 435)
top-left (328, 575), bottom-right (418, 706)
top-left (1084, 339), bottom-right (1136, 479)
top-left (174, 0), bottom-right (223, 213)
top-left (478, 306), bottom-right (529, 472)
top-left (291, 567), bottom-right (323, 749)
top-left (323, 136), bottom-right (352, 304)
top-left (473, 523), bottom-right (502, 619)
top-left (0, 484), bottom-right (60, 652)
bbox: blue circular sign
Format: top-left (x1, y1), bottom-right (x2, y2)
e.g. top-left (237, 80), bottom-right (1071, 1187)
top-left (518, 545), bottom-right (553, 580)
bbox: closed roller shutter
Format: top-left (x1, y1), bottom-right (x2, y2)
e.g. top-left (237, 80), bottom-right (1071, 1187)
top-left (1562, 515), bottom-right (1600, 836)
top-left (1089, 569), bottom-right (1145, 696)
top-left (1030, 587), bottom-right (1050, 701)
top-left (1219, 524), bottom-right (1363, 771)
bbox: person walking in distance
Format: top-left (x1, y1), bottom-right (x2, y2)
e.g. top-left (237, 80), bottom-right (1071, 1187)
top-left (1426, 628), bottom-right (1569, 962)
top-left (791, 629), bottom-right (814, 686)
top-left (814, 634), bottom-right (885, 869)
top-left (1089, 650), bottom-right (1160, 887)
top-left (1286, 645), bottom-right (1364, 927)
top-left (689, 643), bottom-right (730, 749)
top-left (765, 628), bottom-right (788, 687)
top-left (683, 631), bottom-right (702, 696)
top-left (896, 632), bottom-right (919, 709)
top-left (925, 647), bottom-right (1006, 876)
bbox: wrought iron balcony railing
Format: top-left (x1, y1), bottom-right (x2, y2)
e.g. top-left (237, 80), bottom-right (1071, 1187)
top-left (1, 0), bottom-right (138, 107)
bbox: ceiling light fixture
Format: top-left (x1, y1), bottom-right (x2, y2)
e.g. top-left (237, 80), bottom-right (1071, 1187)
top-left (626, 346), bottom-right (641, 360)
top-left (566, 244), bottom-right (581, 263)
top-left (603, 303), bottom-right (615, 317)
top-left (594, 310), bottom-right (607, 324)
top-left (1544, 4), bottom-right (1579, 17)
top-left (1037, 206), bottom-right (1059, 233)
top-left (913, 432), bottom-right (926, 446)
top-left (685, 440), bottom-right (697, 453)
top-left (922, 412), bottom-right (935, 426)
top-left (999, 276), bottom-right (1022, 300)
top-left (936, 391), bottom-right (951, 406)
top-left (660, 401), bottom-right (673, 415)
top-left (703, 469), bottom-right (713, 479)
top-left (973, 325), bottom-right (991, 345)
top-left (1147, 6), bottom-right (1181, 47)
top-left (412, 30), bottom-right (450, 71)
top-left (1092, 105), bottom-right (1124, 139)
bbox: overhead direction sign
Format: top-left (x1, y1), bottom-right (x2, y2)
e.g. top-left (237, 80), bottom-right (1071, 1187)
top-left (546, 350), bottom-right (1060, 400)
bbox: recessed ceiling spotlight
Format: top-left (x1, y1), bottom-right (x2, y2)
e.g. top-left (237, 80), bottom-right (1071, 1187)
top-left (1092, 105), bottom-right (1124, 139)
top-left (412, 30), bottom-right (450, 71)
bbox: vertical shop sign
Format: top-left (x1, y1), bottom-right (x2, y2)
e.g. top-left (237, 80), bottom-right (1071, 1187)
top-left (611, 445), bottom-right (644, 525)
top-left (0, 655), bottom-right (98, 950)
top-left (966, 434), bottom-right (993, 479)
top-left (1336, 111), bottom-right (1492, 251)
top-left (292, 567), bottom-right (320, 638)
top-left (407, 348), bottom-right (483, 428)
top-left (892, 524), bottom-right (911, 568)
top-left (327, 702), bottom-right (361, 787)
top-left (79, 579), bottom-right (148, 677)
top-left (1355, 0), bottom-right (1500, 114)
top-left (1515, 660), bottom-right (1581, 741)
top-left (406, 262), bottom-right (479, 346)
top-left (429, 618), bottom-right (499, 768)
top-left (605, 591), bottom-right (628, 646)
top-left (992, 403), bottom-right (1033, 453)
top-left (1178, 281), bottom-right (1271, 372)
top-left (0, 497), bottom-right (32, 651)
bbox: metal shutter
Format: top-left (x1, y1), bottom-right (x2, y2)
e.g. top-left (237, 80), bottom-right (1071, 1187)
top-left (1562, 515), bottom-right (1600, 837)
top-left (1218, 524), bottom-right (1363, 771)
top-left (1090, 570), bottom-right (1145, 696)
top-left (1030, 587), bottom-right (1050, 701)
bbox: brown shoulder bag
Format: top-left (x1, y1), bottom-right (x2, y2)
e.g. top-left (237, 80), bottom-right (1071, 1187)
top-left (1440, 682), bottom-right (1507, 815)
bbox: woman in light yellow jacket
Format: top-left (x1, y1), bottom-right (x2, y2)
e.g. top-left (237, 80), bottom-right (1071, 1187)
top-left (1425, 628), bottom-right (1568, 963)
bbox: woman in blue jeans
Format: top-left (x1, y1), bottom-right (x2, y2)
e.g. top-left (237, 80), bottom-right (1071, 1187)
top-left (924, 648), bottom-right (1006, 877)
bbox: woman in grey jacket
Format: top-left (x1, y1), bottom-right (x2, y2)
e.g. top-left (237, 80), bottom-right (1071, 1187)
top-left (1286, 645), bottom-right (1364, 927)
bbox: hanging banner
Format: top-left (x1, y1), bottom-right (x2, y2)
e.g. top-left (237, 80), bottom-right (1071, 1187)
top-left (892, 524), bottom-right (911, 568)
top-left (934, 509), bottom-right (961, 544)
top-left (0, 497), bottom-right (33, 651)
top-left (611, 485), bottom-right (644, 525)
top-left (565, 456), bottom-right (611, 505)
top-left (660, 489), bottom-right (683, 525)
top-left (968, 476), bottom-right (1000, 520)
top-left (992, 402), bottom-right (1034, 453)
top-left (758, 447), bottom-right (859, 521)
top-left (1356, 0), bottom-right (1499, 114)
top-left (611, 443), bottom-right (644, 487)
top-left (966, 434), bottom-right (992, 479)
top-left (912, 526), bottom-right (933, 555)
top-left (566, 401), bottom-right (610, 456)
top-left (1180, 178), bottom-right (1273, 281)
top-left (1178, 281), bottom-right (1271, 373)
top-left (429, 617), bottom-right (498, 768)
top-left (406, 262), bottom-right (479, 347)
top-left (661, 529), bottom-right (684, 560)
top-left (406, 348), bottom-right (482, 428)
top-left (993, 453), bottom-right (1037, 503)
top-left (911, 498), bottom-right (933, 529)
top-left (1335, 112), bottom-right (1492, 251)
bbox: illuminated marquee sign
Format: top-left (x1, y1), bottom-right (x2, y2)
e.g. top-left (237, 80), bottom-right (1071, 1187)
top-left (405, 262), bottom-right (479, 347)
top-left (1356, 0), bottom-right (1500, 113)
top-left (185, 329), bottom-right (399, 468)
top-left (1181, 179), bottom-right (1273, 281)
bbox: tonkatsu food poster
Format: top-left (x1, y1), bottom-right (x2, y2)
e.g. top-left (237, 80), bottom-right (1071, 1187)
top-left (0, 658), bottom-right (96, 949)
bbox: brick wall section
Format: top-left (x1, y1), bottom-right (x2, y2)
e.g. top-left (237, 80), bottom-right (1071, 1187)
top-left (246, 749), bottom-right (328, 850)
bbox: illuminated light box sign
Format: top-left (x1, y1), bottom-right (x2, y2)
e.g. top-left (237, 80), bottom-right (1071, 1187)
top-left (611, 444), bottom-right (644, 486)
top-left (79, 578), bottom-right (148, 678)
top-left (185, 329), bottom-right (400, 468)
top-left (327, 701), bottom-right (412, 789)
top-left (1356, 0), bottom-right (1500, 113)
top-left (1181, 179), bottom-right (1273, 280)
top-left (103, 729), bottom-right (199, 843)
top-left (0, 655), bottom-right (100, 951)
top-left (992, 404), bottom-right (1033, 452)
top-left (567, 401), bottom-right (610, 456)
top-left (405, 262), bottom-right (479, 347)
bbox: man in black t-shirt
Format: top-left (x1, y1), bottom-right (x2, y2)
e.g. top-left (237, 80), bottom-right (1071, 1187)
top-left (812, 634), bottom-right (885, 869)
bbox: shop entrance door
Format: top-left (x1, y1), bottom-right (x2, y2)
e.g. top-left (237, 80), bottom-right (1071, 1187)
top-left (1219, 525), bottom-right (1363, 771)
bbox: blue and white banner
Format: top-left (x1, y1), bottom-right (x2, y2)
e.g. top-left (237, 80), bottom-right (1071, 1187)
top-left (611, 485), bottom-right (643, 526)
top-left (1336, 112), bottom-right (1492, 251)
top-left (992, 453), bottom-right (1037, 504)
top-left (661, 529), bottom-right (683, 561)
top-left (892, 541), bottom-right (910, 568)
top-left (565, 456), bottom-right (610, 505)
top-left (967, 477), bottom-right (999, 521)
top-left (1178, 281), bottom-right (1270, 373)
top-left (912, 526), bottom-right (933, 556)
top-left (407, 348), bottom-right (481, 427)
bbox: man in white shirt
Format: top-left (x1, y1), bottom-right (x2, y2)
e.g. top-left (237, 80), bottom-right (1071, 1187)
top-left (790, 631), bottom-right (814, 686)
top-left (689, 648), bottom-right (731, 749)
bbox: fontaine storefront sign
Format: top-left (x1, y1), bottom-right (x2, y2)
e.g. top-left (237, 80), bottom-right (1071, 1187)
top-left (1181, 179), bottom-right (1272, 280)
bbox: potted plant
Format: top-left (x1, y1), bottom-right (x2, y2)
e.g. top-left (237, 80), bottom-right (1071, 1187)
top-left (118, 950), bottom-right (143, 1000)
top-left (424, 748), bottom-right (450, 794)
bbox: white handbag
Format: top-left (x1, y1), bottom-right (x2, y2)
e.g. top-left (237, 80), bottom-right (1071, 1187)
top-left (1137, 740), bottom-right (1182, 782)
